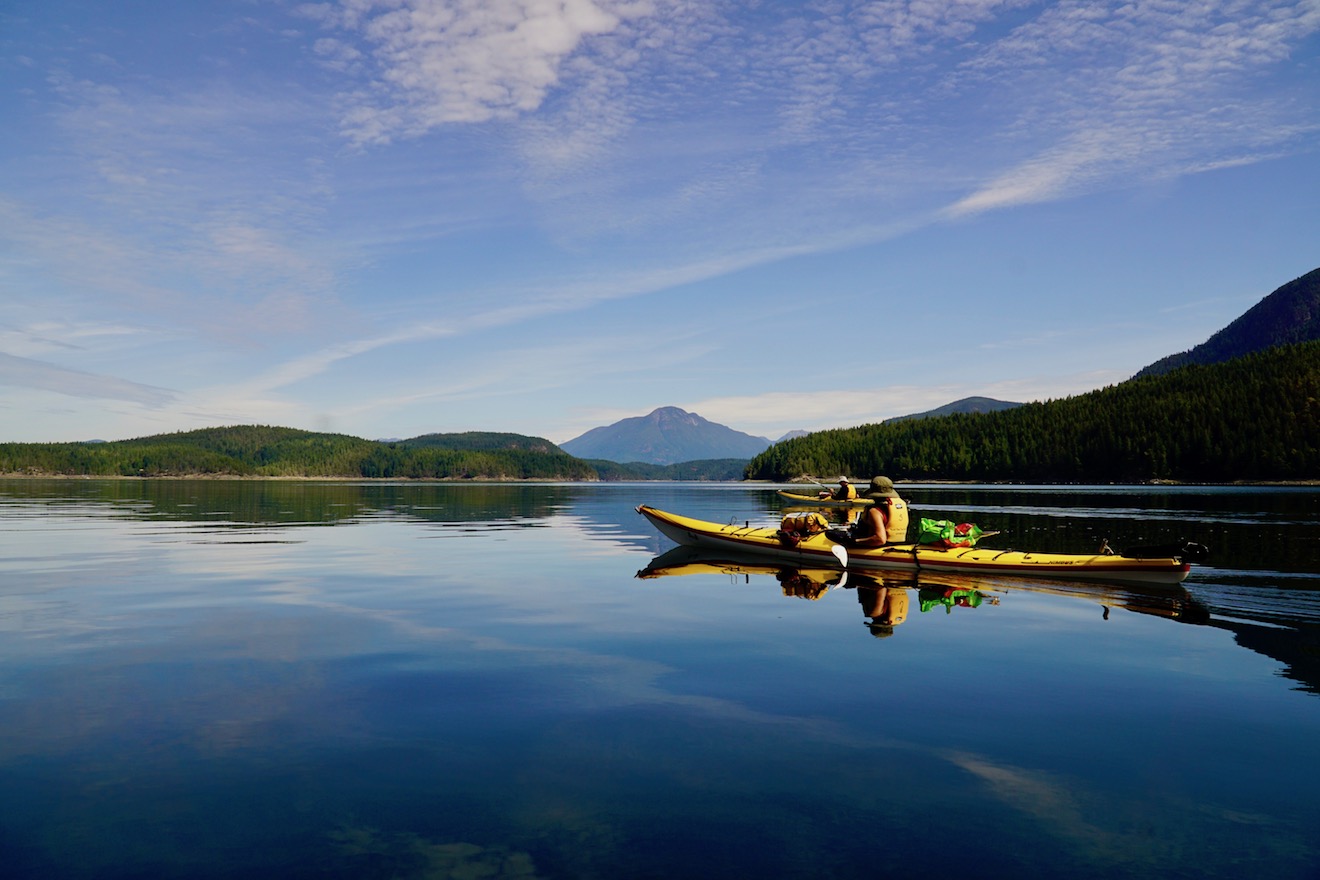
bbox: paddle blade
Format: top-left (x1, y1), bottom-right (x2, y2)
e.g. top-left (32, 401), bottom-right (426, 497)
top-left (830, 543), bottom-right (848, 568)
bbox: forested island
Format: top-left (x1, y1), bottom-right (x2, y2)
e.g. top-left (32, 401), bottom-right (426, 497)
top-left (3, 340), bottom-right (1318, 484)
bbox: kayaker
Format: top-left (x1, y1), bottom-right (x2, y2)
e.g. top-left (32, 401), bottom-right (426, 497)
top-left (850, 476), bottom-right (909, 545)
top-left (818, 476), bottom-right (857, 500)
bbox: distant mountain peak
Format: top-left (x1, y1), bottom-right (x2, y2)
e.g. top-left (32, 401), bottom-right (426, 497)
top-left (648, 406), bottom-right (701, 425)
top-left (560, 406), bottom-right (772, 465)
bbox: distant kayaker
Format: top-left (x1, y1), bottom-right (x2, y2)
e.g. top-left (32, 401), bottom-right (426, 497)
top-left (850, 476), bottom-right (909, 545)
top-left (818, 476), bottom-right (857, 501)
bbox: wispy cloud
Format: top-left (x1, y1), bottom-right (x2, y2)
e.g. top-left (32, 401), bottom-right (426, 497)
top-left (4, 1), bottom-right (1315, 442)
top-left (212, 224), bottom-right (900, 403)
top-left (337, 327), bottom-right (720, 435)
top-left (24, 75), bottom-right (345, 330)
top-left (856, 0), bottom-right (1038, 62)
top-left (0, 322), bottom-right (149, 358)
top-left (946, 0), bottom-right (1320, 214)
top-left (299, 0), bottom-right (1319, 262)
top-left (300, 0), bottom-right (657, 145)
top-left (0, 353), bottom-right (175, 407)
top-left (680, 371), bottom-right (1124, 439)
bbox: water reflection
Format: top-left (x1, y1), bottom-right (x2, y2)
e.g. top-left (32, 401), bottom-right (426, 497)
top-left (331, 828), bottom-right (541, 879)
top-left (916, 580), bottom-right (999, 614)
top-left (9, 480), bottom-right (1318, 572)
top-left (2, 480), bottom-right (1319, 878)
top-left (896, 484), bottom-right (1320, 573)
top-left (0, 479), bottom-right (692, 557)
top-left (639, 546), bottom-right (1204, 624)
top-left (637, 545), bottom-right (1320, 695)
top-left (850, 573), bottom-right (912, 638)
top-left (0, 478), bottom-right (583, 526)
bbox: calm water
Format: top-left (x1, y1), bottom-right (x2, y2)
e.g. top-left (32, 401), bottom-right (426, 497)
top-left (1, 479), bottom-right (1318, 879)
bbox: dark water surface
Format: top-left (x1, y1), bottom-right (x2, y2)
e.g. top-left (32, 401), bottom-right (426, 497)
top-left (1, 479), bottom-right (1318, 879)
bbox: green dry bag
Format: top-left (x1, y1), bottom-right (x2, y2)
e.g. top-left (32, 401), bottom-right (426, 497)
top-left (918, 518), bottom-right (984, 548)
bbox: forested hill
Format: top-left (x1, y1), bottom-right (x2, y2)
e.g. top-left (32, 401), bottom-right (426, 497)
top-left (0, 426), bottom-right (599, 480)
top-left (1135, 266), bottom-right (1320, 378)
top-left (398, 432), bottom-right (563, 453)
top-left (0, 426), bottom-right (748, 481)
top-left (745, 340), bottom-right (1320, 484)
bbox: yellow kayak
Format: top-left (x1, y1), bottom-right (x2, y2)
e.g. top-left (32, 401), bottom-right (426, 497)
top-left (635, 545), bottom-right (1206, 621)
top-left (777, 490), bottom-right (874, 507)
top-left (636, 505), bottom-right (1197, 586)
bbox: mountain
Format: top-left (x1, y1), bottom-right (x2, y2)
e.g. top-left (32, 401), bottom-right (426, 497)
top-left (559, 406), bottom-right (772, 465)
top-left (883, 396), bottom-right (1022, 423)
top-left (1134, 266), bottom-right (1320, 378)
top-left (581, 458), bottom-right (751, 481)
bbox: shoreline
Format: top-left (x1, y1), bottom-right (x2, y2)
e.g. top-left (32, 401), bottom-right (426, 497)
top-left (2, 473), bottom-right (1317, 487)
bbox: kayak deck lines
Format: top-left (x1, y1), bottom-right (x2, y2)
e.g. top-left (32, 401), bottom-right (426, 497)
top-left (636, 504), bottom-right (1194, 586)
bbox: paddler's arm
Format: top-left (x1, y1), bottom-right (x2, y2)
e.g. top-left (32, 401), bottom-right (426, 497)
top-left (850, 505), bottom-right (888, 547)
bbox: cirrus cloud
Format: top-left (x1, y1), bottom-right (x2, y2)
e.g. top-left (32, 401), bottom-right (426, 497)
top-left (301, 0), bottom-right (656, 144)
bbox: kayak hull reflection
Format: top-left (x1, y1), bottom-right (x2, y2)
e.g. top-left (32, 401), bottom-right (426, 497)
top-left (637, 545), bottom-right (1205, 620)
top-left (636, 504), bottom-right (1192, 586)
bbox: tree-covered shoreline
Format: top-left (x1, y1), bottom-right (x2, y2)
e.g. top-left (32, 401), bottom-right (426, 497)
top-left (0, 425), bottom-right (745, 482)
top-left (746, 341), bottom-right (1320, 484)
top-left (6, 341), bottom-right (1319, 484)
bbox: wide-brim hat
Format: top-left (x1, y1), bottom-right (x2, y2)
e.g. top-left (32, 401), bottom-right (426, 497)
top-left (863, 476), bottom-right (898, 498)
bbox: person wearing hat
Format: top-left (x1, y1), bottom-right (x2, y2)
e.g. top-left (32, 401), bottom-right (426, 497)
top-left (850, 476), bottom-right (909, 545)
top-left (817, 476), bottom-right (858, 501)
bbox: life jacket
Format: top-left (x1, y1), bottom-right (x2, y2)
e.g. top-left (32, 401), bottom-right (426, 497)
top-left (886, 499), bottom-right (909, 543)
top-left (835, 483), bottom-right (858, 500)
top-left (887, 588), bottom-right (909, 625)
top-left (853, 497), bottom-right (909, 543)
top-left (859, 586), bottom-right (910, 625)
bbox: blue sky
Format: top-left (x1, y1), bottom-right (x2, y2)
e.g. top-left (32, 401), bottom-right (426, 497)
top-left (2, 0), bottom-right (1318, 445)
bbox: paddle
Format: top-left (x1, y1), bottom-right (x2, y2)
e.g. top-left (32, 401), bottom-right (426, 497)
top-left (798, 475), bottom-right (833, 499)
top-left (830, 542), bottom-right (848, 567)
